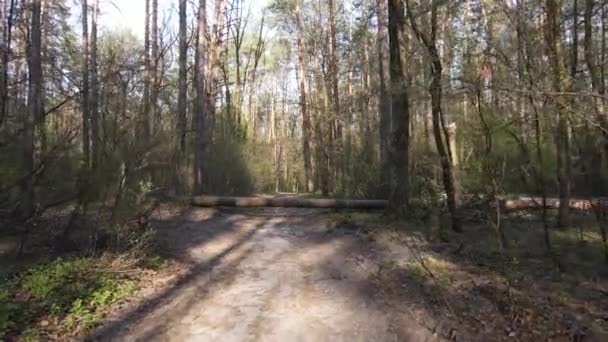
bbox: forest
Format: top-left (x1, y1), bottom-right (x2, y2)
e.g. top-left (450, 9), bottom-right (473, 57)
top-left (1, 0), bottom-right (608, 340)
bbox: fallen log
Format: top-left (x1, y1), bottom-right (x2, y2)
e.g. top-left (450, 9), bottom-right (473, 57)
top-left (191, 195), bottom-right (388, 209)
top-left (498, 196), bottom-right (608, 213)
top-left (191, 195), bottom-right (608, 213)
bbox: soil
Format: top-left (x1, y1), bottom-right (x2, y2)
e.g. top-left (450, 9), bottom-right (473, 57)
top-left (89, 205), bottom-right (608, 342)
top-left (89, 206), bottom-right (443, 342)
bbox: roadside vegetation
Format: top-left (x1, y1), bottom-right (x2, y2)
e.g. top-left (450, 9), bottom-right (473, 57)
top-left (332, 209), bottom-right (608, 339)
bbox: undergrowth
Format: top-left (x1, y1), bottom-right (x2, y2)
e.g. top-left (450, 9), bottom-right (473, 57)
top-left (0, 257), bottom-right (140, 340)
top-left (333, 208), bottom-right (608, 339)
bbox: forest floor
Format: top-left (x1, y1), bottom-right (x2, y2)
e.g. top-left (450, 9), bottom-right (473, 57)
top-left (86, 203), bottom-right (608, 342)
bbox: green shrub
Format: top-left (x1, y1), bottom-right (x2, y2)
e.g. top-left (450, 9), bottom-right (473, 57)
top-left (21, 258), bottom-right (94, 309)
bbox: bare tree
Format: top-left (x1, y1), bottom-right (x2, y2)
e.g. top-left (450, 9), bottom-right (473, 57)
top-left (406, 0), bottom-right (462, 232)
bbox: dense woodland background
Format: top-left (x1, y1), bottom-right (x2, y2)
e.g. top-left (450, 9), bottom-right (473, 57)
top-left (1, 0), bottom-right (608, 339)
top-left (2, 0), bottom-right (608, 249)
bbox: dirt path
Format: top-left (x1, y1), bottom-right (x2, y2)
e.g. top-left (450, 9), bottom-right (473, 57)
top-left (91, 207), bottom-right (440, 342)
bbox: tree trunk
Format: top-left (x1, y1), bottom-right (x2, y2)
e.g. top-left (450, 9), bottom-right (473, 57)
top-left (545, 0), bottom-right (572, 228)
top-left (192, 195), bottom-right (388, 209)
top-left (387, 0), bottom-right (410, 211)
top-left (585, 0), bottom-right (608, 176)
top-left (247, 12), bottom-right (265, 139)
top-left (515, 0), bottom-right (528, 145)
top-left (315, 67), bottom-right (330, 196)
top-left (377, 0), bottom-right (391, 197)
top-left (207, 0), bottom-right (226, 141)
top-left (193, 0), bottom-right (208, 194)
top-left (0, 0), bottom-right (16, 128)
top-left (142, 0), bottom-right (151, 141)
top-left (328, 0), bottom-right (341, 193)
top-left (81, 0), bottom-right (90, 168)
top-left (90, 0), bottom-right (100, 169)
top-left (151, 0), bottom-right (159, 131)
top-left (23, 0), bottom-right (43, 218)
top-left (177, 0), bottom-right (187, 152)
top-left (193, 0), bottom-right (225, 194)
top-left (295, 0), bottom-right (313, 192)
top-left (0, 0), bottom-right (5, 126)
top-left (571, 0), bottom-right (579, 81)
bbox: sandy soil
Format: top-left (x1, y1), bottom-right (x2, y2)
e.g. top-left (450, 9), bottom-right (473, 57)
top-left (90, 207), bottom-right (441, 342)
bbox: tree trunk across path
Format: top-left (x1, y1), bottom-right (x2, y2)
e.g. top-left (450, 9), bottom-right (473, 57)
top-left (192, 195), bottom-right (608, 213)
top-left (192, 195), bottom-right (388, 209)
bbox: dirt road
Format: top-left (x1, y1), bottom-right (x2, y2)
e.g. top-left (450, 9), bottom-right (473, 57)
top-left (91, 207), bottom-right (440, 342)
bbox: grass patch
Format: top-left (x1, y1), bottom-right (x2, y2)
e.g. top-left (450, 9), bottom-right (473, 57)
top-left (403, 256), bottom-right (454, 288)
top-left (0, 256), bottom-right (140, 340)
